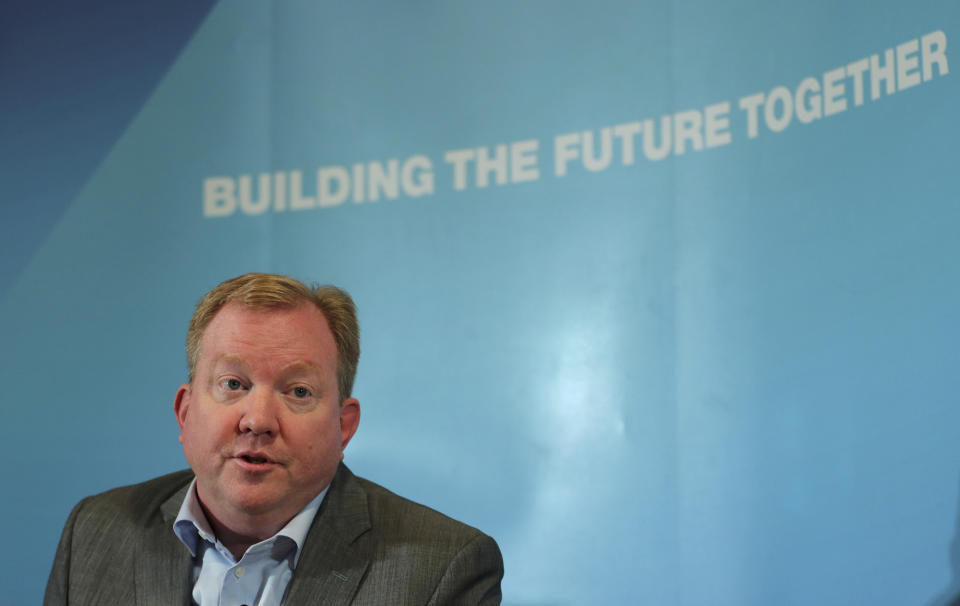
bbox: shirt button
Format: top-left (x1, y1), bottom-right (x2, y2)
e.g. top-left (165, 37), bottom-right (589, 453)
top-left (234, 566), bottom-right (245, 579)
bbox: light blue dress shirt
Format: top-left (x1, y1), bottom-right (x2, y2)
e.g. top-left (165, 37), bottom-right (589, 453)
top-left (173, 480), bottom-right (327, 606)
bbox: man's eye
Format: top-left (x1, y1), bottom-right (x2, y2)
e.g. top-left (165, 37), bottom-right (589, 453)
top-left (292, 386), bottom-right (311, 398)
top-left (221, 379), bottom-right (244, 391)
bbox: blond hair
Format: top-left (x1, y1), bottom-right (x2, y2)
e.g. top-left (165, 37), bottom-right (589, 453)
top-left (186, 273), bottom-right (360, 400)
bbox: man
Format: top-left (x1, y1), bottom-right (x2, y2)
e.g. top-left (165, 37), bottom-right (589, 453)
top-left (45, 273), bottom-right (503, 605)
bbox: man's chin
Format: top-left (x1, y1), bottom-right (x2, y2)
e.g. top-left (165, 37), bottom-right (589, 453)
top-left (225, 490), bottom-right (287, 517)
top-left (204, 477), bottom-right (288, 518)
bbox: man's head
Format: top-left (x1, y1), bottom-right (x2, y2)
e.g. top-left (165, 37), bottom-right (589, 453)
top-left (186, 273), bottom-right (360, 401)
top-left (174, 273), bottom-right (361, 543)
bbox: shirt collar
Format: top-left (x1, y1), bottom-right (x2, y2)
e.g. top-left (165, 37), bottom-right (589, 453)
top-left (173, 478), bottom-right (328, 565)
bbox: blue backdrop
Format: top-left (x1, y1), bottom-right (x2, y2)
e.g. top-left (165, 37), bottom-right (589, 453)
top-left (2, 1), bottom-right (959, 604)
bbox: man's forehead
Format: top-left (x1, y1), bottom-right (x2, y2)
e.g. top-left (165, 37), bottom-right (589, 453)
top-left (198, 303), bottom-right (335, 364)
top-left (205, 301), bottom-right (329, 333)
top-left (209, 354), bottom-right (325, 374)
top-left (214, 299), bottom-right (324, 320)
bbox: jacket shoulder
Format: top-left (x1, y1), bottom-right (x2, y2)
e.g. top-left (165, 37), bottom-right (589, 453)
top-left (44, 470), bottom-right (195, 606)
top-left (71, 469), bottom-right (194, 532)
top-left (342, 471), bottom-right (504, 605)
top-left (354, 474), bottom-right (487, 543)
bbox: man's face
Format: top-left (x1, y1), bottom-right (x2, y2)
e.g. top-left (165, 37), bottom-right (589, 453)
top-left (174, 302), bottom-right (360, 535)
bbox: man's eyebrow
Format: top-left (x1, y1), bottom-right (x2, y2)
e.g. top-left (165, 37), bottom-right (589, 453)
top-left (212, 354), bottom-right (246, 367)
top-left (281, 360), bottom-right (325, 375)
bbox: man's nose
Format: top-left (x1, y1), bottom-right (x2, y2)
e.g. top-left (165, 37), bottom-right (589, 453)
top-left (237, 387), bottom-right (281, 435)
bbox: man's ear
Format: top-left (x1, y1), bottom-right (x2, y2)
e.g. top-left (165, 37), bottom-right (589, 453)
top-left (174, 384), bottom-right (191, 437)
top-left (339, 398), bottom-right (361, 456)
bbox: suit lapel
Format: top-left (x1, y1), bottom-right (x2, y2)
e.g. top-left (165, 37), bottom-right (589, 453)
top-left (134, 482), bottom-right (194, 606)
top-left (282, 464), bottom-right (373, 606)
top-left (124, 466), bottom-right (372, 605)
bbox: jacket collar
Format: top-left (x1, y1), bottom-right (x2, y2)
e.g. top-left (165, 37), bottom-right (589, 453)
top-left (133, 478), bottom-right (194, 606)
top-left (131, 464), bottom-right (371, 606)
top-left (281, 463), bottom-right (373, 605)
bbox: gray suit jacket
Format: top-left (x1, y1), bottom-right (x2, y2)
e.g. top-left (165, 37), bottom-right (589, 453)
top-left (44, 464), bottom-right (503, 605)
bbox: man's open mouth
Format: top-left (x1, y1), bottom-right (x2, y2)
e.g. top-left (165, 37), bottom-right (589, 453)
top-left (241, 455), bottom-right (270, 464)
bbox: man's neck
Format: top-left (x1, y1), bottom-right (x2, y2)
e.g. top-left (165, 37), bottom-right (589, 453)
top-left (199, 502), bottom-right (286, 561)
